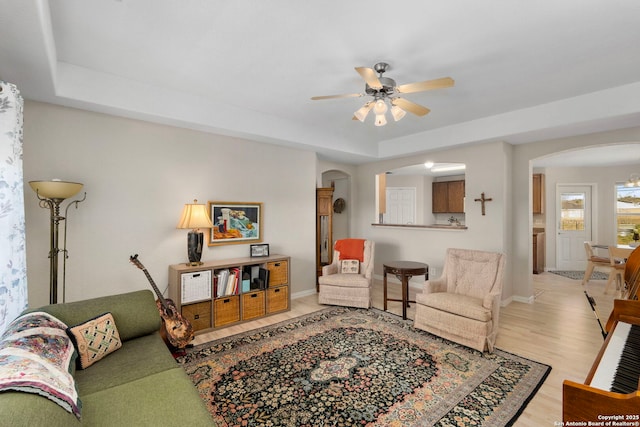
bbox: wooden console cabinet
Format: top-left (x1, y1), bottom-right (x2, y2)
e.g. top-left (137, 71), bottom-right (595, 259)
top-left (168, 255), bottom-right (290, 334)
top-left (316, 187), bottom-right (334, 289)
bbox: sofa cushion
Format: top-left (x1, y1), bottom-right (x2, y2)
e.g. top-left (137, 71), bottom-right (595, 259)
top-left (80, 368), bottom-right (213, 426)
top-left (340, 259), bottom-right (360, 274)
top-left (450, 254), bottom-right (501, 299)
top-left (318, 273), bottom-right (370, 288)
top-left (0, 311), bottom-right (81, 418)
top-left (415, 292), bottom-right (492, 322)
top-left (74, 332), bottom-right (177, 396)
top-left (67, 313), bottom-right (122, 369)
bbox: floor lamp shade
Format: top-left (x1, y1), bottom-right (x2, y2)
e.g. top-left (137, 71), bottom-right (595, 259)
top-left (177, 200), bottom-right (213, 264)
top-left (29, 180), bottom-right (83, 200)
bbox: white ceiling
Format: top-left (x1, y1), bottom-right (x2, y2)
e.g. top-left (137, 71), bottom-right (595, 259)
top-left (2, 0), bottom-right (640, 165)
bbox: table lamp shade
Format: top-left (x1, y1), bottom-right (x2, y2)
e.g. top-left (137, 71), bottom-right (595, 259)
top-left (177, 200), bottom-right (213, 264)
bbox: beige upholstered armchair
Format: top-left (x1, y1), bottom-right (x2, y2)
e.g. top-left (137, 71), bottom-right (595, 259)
top-left (414, 248), bottom-right (505, 352)
top-left (318, 239), bottom-right (375, 308)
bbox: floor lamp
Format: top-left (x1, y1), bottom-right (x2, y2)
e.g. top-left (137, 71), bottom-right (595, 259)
top-left (29, 180), bottom-right (86, 304)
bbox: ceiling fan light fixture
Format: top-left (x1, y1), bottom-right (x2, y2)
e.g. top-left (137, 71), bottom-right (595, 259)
top-left (354, 102), bottom-right (374, 122)
top-left (373, 98), bottom-right (388, 115)
top-left (311, 62), bottom-right (454, 127)
top-left (391, 105), bottom-right (406, 121)
top-left (374, 114), bottom-right (387, 127)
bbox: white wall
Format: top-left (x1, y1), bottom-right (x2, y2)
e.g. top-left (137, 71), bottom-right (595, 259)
top-left (23, 101), bottom-right (317, 308)
top-left (352, 141), bottom-right (513, 298)
top-left (23, 101), bottom-right (640, 309)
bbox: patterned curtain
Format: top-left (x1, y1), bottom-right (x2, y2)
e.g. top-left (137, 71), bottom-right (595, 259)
top-left (0, 81), bottom-right (27, 334)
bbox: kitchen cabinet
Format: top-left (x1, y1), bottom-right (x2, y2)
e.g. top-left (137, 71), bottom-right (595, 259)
top-left (432, 180), bottom-right (465, 213)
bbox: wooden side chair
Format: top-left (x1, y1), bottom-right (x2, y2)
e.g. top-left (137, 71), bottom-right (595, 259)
top-left (606, 246), bottom-right (627, 296)
top-left (581, 241), bottom-right (614, 286)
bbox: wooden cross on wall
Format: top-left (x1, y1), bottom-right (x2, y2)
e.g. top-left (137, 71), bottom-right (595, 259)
top-left (474, 192), bottom-right (493, 216)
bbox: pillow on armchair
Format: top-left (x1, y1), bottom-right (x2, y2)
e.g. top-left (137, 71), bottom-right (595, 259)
top-left (340, 259), bottom-right (360, 274)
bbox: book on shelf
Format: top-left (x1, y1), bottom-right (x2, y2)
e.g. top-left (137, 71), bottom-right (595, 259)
top-left (258, 268), bottom-right (269, 289)
top-left (216, 269), bottom-right (230, 298)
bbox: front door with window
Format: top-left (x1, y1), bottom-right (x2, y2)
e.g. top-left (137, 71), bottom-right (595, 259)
top-left (556, 185), bottom-right (593, 270)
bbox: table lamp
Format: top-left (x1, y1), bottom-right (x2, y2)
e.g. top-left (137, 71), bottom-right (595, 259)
top-left (177, 199), bottom-right (213, 265)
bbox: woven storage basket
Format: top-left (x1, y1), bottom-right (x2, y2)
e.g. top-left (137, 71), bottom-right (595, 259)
top-left (267, 285), bottom-right (288, 313)
top-left (242, 290), bottom-right (265, 320)
top-left (214, 295), bottom-right (240, 327)
top-left (181, 301), bottom-right (211, 331)
top-left (266, 260), bottom-right (288, 286)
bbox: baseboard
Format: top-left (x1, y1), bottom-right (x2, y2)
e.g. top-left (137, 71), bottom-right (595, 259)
top-left (500, 295), bottom-right (514, 306)
top-left (292, 288), bottom-right (317, 300)
top-left (512, 295), bottom-right (535, 304)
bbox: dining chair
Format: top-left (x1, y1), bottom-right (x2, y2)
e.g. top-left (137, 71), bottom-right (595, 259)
top-left (581, 241), bottom-right (614, 286)
top-left (606, 246), bottom-right (628, 296)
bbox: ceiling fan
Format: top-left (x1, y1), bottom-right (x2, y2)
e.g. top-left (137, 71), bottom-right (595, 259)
top-left (311, 62), bottom-right (454, 126)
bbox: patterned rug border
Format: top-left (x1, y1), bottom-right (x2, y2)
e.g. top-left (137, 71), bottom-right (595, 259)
top-left (178, 307), bottom-right (552, 426)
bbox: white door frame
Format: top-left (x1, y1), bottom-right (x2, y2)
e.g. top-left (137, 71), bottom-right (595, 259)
top-left (555, 184), bottom-right (595, 270)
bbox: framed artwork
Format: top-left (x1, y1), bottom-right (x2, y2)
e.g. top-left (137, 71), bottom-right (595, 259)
top-left (250, 243), bottom-right (270, 257)
top-left (208, 201), bottom-right (263, 246)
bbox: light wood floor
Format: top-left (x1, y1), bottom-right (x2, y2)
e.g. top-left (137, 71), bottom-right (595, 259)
top-left (194, 272), bottom-right (619, 427)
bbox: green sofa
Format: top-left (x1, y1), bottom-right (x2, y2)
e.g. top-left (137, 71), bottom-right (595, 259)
top-left (0, 290), bottom-right (213, 426)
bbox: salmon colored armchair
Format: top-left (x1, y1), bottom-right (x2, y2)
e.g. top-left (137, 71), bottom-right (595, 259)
top-left (414, 248), bottom-right (505, 352)
top-left (318, 239), bottom-right (375, 309)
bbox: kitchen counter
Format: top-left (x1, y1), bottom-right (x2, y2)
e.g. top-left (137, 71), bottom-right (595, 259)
top-left (371, 223), bottom-right (467, 230)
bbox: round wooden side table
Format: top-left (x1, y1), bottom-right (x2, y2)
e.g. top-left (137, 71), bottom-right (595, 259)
top-left (383, 261), bottom-right (429, 320)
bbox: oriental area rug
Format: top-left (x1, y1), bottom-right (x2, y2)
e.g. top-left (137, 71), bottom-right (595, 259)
top-left (177, 307), bottom-right (550, 426)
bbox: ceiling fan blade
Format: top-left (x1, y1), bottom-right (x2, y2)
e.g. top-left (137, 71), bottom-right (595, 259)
top-left (392, 98), bottom-right (431, 117)
top-left (396, 77), bottom-right (454, 94)
top-left (355, 67), bottom-right (382, 90)
top-left (311, 93), bottom-right (362, 100)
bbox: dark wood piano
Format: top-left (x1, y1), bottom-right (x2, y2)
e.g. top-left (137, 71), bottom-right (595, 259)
top-left (563, 247), bottom-right (640, 422)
